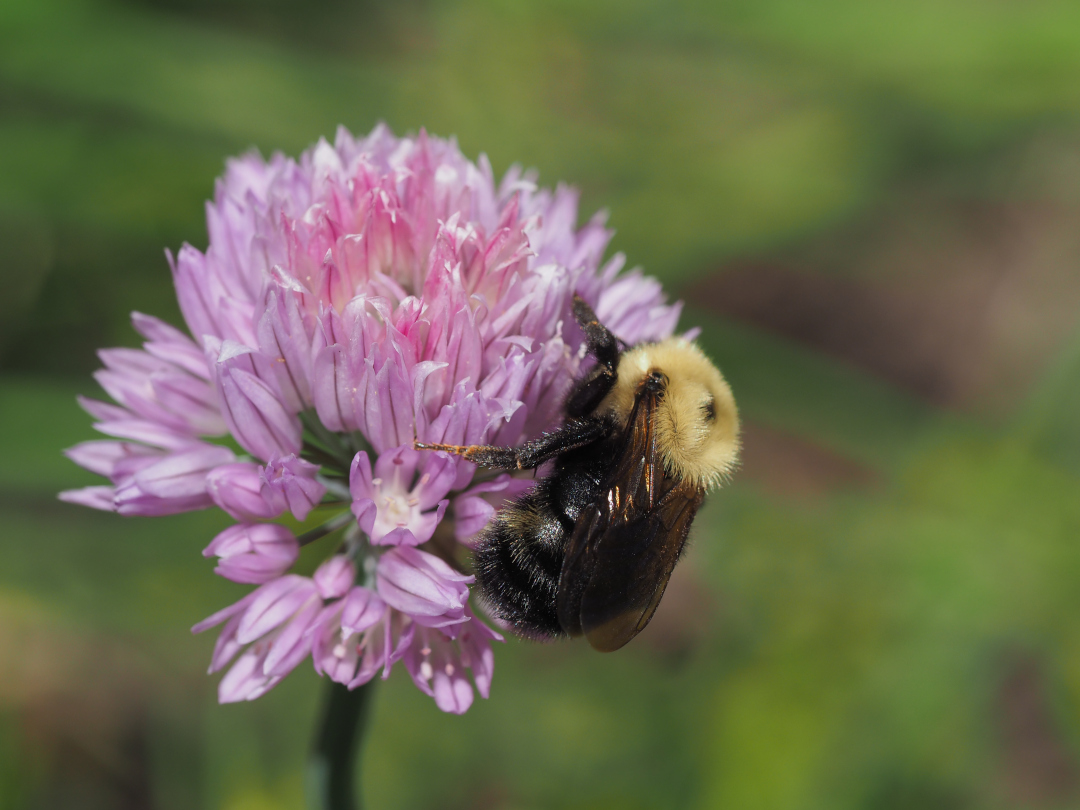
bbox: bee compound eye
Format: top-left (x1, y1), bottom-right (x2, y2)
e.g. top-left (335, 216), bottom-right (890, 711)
top-left (648, 370), bottom-right (665, 384)
top-left (702, 397), bottom-right (716, 422)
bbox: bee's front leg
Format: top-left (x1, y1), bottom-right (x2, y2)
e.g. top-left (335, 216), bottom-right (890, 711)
top-left (415, 417), bottom-right (610, 471)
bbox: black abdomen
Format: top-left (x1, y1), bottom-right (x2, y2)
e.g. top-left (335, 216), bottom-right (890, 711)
top-left (472, 443), bottom-right (615, 638)
top-left (473, 486), bottom-right (567, 638)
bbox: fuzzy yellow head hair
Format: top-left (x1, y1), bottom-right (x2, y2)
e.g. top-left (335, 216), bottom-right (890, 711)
top-left (602, 338), bottom-right (739, 490)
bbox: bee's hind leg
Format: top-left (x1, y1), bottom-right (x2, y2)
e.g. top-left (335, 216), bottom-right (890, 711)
top-left (414, 417), bottom-right (609, 471)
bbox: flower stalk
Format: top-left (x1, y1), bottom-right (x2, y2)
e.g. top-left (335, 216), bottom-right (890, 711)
top-left (307, 679), bottom-right (376, 810)
top-left (297, 510), bottom-right (357, 547)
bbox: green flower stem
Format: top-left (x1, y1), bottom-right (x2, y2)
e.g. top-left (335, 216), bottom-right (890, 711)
top-left (307, 678), bottom-right (376, 810)
top-left (302, 441), bottom-right (352, 472)
top-left (297, 510), bottom-right (355, 547)
top-left (300, 410), bottom-right (355, 470)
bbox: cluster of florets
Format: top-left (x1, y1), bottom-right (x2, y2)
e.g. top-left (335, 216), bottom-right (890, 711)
top-left (61, 125), bottom-right (681, 712)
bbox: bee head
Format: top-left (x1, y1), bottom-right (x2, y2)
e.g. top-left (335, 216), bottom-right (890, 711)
top-left (606, 338), bottom-right (740, 490)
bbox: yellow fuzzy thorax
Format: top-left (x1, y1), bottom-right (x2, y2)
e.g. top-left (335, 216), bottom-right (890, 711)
top-left (598, 338), bottom-right (740, 490)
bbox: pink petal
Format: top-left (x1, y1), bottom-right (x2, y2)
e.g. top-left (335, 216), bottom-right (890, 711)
top-left (207, 462), bottom-right (282, 521)
top-left (58, 486), bottom-right (116, 511)
top-left (263, 598), bottom-right (321, 677)
top-left (314, 556), bottom-right (356, 600)
top-left (340, 587), bottom-right (387, 635)
top-left (237, 576), bottom-right (318, 644)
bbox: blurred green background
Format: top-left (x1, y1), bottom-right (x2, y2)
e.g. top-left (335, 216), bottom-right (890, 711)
top-left (4, 0), bottom-right (1080, 807)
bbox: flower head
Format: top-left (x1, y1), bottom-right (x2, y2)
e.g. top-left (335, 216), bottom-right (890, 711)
top-left (61, 124), bottom-right (682, 710)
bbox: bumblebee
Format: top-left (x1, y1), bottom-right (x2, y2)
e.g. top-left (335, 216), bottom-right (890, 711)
top-left (416, 295), bottom-right (739, 651)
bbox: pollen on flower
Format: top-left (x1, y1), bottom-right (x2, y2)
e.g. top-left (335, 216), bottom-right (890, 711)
top-left (61, 122), bottom-right (684, 713)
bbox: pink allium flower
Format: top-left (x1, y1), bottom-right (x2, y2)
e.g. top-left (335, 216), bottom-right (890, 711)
top-left (61, 124), bottom-right (682, 712)
top-left (261, 453), bottom-right (325, 521)
top-left (204, 523), bottom-right (299, 584)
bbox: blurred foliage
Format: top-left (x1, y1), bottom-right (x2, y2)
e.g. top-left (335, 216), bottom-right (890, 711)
top-left (2, 0), bottom-right (1080, 808)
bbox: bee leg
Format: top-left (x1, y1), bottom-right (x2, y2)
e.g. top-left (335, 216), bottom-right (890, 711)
top-left (415, 417), bottom-right (610, 471)
top-left (566, 295), bottom-right (623, 418)
top-left (572, 294), bottom-right (620, 374)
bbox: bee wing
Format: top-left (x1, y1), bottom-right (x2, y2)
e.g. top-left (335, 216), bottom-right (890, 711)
top-left (567, 484), bottom-right (704, 652)
top-left (556, 386), bottom-right (706, 652)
